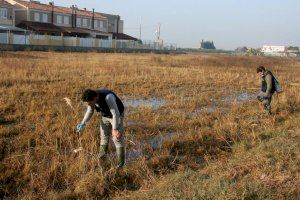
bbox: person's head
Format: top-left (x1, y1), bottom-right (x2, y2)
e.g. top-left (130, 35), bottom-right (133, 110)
top-left (82, 89), bottom-right (98, 105)
top-left (256, 66), bottom-right (266, 77)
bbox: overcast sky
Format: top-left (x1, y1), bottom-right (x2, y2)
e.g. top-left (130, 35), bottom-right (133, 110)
top-left (39, 0), bottom-right (300, 50)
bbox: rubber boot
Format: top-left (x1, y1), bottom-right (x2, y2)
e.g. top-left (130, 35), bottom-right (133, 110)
top-left (116, 147), bottom-right (125, 168)
top-left (264, 104), bottom-right (272, 115)
top-left (98, 145), bottom-right (108, 160)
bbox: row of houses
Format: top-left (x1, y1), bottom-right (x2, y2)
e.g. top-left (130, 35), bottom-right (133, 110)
top-left (261, 46), bottom-right (300, 57)
top-left (235, 45), bottom-right (300, 57)
top-left (0, 0), bottom-right (138, 42)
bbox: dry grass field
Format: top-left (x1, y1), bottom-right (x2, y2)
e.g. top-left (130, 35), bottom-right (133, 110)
top-left (0, 51), bottom-right (299, 199)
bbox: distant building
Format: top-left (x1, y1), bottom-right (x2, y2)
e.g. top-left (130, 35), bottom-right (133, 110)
top-left (261, 45), bottom-right (287, 57)
top-left (200, 40), bottom-right (216, 49)
top-left (287, 49), bottom-right (300, 57)
top-left (4, 0), bottom-right (136, 40)
top-left (286, 46), bottom-right (300, 57)
top-left (6, 0), bottom-right (111, 38)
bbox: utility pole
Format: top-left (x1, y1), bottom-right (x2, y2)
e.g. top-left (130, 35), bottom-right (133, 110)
top-left (156, 23), bottom-right (161, 41)
top-left (116, 15), bottom-right (120, 33)
top-left (74, 5), bottom-right (77, 28)
top-left (92, 8), bottom-right (95, 29)
top-left (71, 5), bottom-right (74, 28)
top-left (50, 1), bottom-right (54, 24)
top-left (139, 17), bottom-right (142, 40)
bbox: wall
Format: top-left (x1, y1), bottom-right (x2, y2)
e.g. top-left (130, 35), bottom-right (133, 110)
top-left (76, 16), bottom-right (91, 29)
top-left (0, 43), bottom-right (176, 54)
top-left (30, 10), bottom-right (51, 23)
top-left (118, 20), bottom-right (124, 34)
top-left (99, 13), bottom-right (124, 33)
top-left (54, 13), bottom-right (72, 27)
top-left (0, 32), bottom-right (177, 51)
top-left (93, 19), bottom-right (108, 32)
top-left (0, 6), bottom-right (14, 26)
top-left (14, 9), bottom-right (27, 25)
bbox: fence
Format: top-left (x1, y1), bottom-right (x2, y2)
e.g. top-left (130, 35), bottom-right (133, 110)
top-left (0, 33), bottom-right (8, 44)
top-left (0, 32), bottom-right (177, 51)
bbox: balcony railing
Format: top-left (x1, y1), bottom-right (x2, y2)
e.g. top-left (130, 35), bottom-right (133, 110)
top-left (0, 18), bottom-right (13, 26)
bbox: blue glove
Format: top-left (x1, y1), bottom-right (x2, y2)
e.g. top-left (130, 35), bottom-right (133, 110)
top-left (76, 123), bottom-right (85, 134)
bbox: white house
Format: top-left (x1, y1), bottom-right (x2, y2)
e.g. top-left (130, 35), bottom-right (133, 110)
top-left (261, 45), bottom-right (287, 57)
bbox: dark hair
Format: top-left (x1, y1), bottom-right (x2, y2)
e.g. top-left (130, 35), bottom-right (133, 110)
top-left (82, 89), bottom-right (97, 102)
top-left (256, 66), bottom-right (266, 73)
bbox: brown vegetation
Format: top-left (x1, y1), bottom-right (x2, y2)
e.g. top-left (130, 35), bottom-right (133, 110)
top-left (0, 51), bottom-right (299, 199)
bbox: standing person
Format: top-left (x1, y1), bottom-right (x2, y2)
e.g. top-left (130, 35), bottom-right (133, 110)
top-left (76, 89), bottom-right (125, 167)
top-left (256, 66), bottom-right (278, 115)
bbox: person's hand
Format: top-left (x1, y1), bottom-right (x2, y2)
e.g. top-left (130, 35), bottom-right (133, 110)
top-left (257, 95), bottom-right (263, 102)
top-left (112, 129), bottom-right (120, 139)
top-left (76, 123), bottom-right (85, 135)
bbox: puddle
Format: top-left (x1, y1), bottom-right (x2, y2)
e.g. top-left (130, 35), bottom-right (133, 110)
top-left (127, 132), bottom-right (180, 161)
top-left (173, 106), bottom-right (228, 119)
top-left (123, 97), bottom-right (165, 110)
top-left (125, 121), bottom-right (145, 127)
top-left (187, 106), bottom-right (228, 119)
top-left (211, 92), bottom-right (257, 103)
top-left (187, 92), bottom-right (256, 119)
top-left (202, 106), bottom-right (228, 113)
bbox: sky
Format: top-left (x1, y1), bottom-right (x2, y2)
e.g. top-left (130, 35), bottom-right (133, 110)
top-left (38, 0), bottom-right (300, 50)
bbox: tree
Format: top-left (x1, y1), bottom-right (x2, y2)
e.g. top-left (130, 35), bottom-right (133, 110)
top-left (287, 46), bottom-right (299, 51)
top-left (235, 46), bottom-right (248, 53)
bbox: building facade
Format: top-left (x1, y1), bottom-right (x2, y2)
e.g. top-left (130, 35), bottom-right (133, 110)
top-left (6, 0), bottom-right (112, 38)
top-left (0, 0), bottom-right (14, 30)
top-left (1, 0), bottom-right (139, 48)
top-left (261, 45), bottom-right (287, 57)
top-left (97, 12), bottom-right (123, 34)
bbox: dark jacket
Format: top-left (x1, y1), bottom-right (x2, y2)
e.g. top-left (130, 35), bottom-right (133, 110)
top-left (95, 90), bottom-right (124, 118)
top-left (261, 71), bottom-right (276, 94)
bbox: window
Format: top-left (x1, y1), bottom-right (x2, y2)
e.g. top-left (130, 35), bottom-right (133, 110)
top-left (76, 17), bottom-right (81, 26)
top-left (99, 21), bottom-right (103, 28)
top-left (63, 16), bottom-right (69, 25)
top-left (94, 20), bottom-right (99, 28)
top-left (0, 8), bottom-right (8, 19)
top-left (82, 18), bottom-right (88, 27)
top-left (42, 13), bottom-right (48, 23)
top-left (57, 15), bottom-right (62, 24)
top-left (34, 12), bottom-right (40, 22)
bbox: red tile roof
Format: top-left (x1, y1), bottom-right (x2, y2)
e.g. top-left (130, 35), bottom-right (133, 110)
top-left (13, 0), bottom-right (107, 20)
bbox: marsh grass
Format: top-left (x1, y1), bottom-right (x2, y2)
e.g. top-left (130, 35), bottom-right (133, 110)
top-left (0, 52), bottom-right (299, 199)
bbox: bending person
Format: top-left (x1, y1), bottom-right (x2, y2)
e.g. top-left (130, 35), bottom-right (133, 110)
top-left (256, 66), bottom-right (277, 115)
top-left (77, 89), bottom-right (125, 167)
